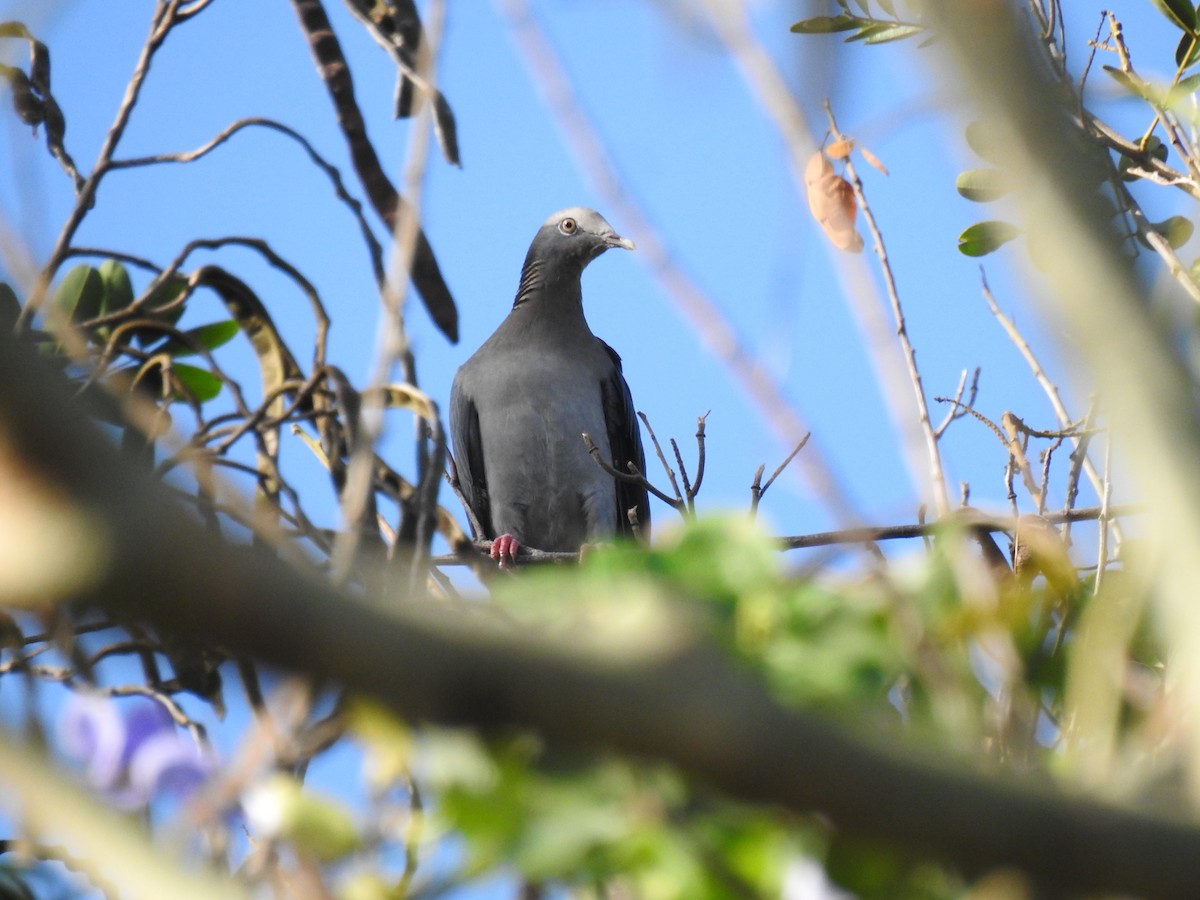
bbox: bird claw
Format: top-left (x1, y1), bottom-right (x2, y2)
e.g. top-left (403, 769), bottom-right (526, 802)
top-left (491, 534), bottom-right (520, 568)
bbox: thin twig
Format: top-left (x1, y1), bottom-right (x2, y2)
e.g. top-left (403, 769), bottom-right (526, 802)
top-left (825, 101), bottom-right (949, 515)
top-left (934, 368), bottom-right (980, 438)
top-left (636, 411), bottom-right (683, 506)
top-left (582, 432), bottom-right (683, 510)
top-left (19, 1), bottom-right (184, 328)
top-left (691, 412), bottom-right (709, 499)
top-left (980, 271), bottom-right (1123, 544)
top-left (427, 504), bottom-right (1141, 566)
top-left (752, 433), bottom-right (812, 518)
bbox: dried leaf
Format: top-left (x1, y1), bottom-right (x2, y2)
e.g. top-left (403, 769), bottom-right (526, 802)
top-left (4, 68), bottom-right (43, 126)
top-left (826, 138), bottom-right (853, 159)
top-left (363, 383), bottom-right (437, 422)
top-left (860, 144), bottom-right (889, 176)
top-left (805, 152), bottom-right (863, 253)
top-left (432, 91), bottom-right (460, 168)
top-left (29, 39), bottom-right (49, 93)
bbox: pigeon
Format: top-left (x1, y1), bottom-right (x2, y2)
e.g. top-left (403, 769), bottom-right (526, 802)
top-left (450, 207), bottom-right (650, 567)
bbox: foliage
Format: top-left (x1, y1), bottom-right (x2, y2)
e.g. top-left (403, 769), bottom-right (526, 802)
top-left (0, 0), bottom-right (1196, 898)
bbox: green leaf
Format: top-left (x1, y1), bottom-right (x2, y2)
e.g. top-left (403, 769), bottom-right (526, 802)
top-left (0, 282), bottom-right (20, 332)
top-left (135, 274), bottom-right (188, 346)
top-left (157, 320), bottom-right (240, 358)
top-left (955, 169), bottom-right (1010, 202)
top-left (1149, 215), bottom-right (1194, 249)
top-left (1102, 65), bottom-right (1156, 102)
top-left (1117, 135), bottom-right (1168, 181)
top-left (54, 264), bottom-right (104, 323)
top-left (957, 221), bottom-right (1020, 257)
top-left (0, 22), bottom-right (32, 40)
top-left (964, 121), bottom-right (1003, 164)
top-left (1176, 30), bottom-right (1200, 70)
top-left (1166, 71), bottom-right (1200, 105)
top-left (97, 259), bottom-right (133, 313)
top-left (876, 0), bottom-right (897, 14)
top-left (170, 363), bottom-right (223, 403)
top-left (863, 23), bottom-right (924, 44)
top-left (790, 15), bottom-right (861, 34)
top-left (846, 21), bottom-right (898, 42)
top-left (1151, 0), bottom-right (1198, 32)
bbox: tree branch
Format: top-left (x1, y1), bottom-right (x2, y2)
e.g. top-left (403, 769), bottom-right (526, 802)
top-left (0, 332), bottom-right (1192, 897)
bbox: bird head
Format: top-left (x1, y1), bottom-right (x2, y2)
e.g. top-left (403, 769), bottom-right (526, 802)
top-left (528, 207), bottom-right (636, 272)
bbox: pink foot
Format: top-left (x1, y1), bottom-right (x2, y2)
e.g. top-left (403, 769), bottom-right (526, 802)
top-left (490, 534), bottom-right (520, 568)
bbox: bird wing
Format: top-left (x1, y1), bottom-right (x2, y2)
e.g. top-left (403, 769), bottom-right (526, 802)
top-left (450, 378), bottom-right (493, 539)
top-left (599, 339), bottom-right (651, 538)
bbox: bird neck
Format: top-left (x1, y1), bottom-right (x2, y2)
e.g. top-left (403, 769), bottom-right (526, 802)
top-left (511, 259), bottom-right (590, 329)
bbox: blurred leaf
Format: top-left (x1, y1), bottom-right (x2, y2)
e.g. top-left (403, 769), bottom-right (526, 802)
top-left (0, 22), bottom-right (33, 39)
top-left (790, 15), bottom-right (862, 34)
top-left (965, 121), bottom-right (1004, 164)
top-left (876, 0), bottom-right (897, 14)
top-left (860, 144), bottom-right (890, 175)
top-left (155, 320), bottom-right (240, 358)
top-left (1167, 71), bottom-right (1200, 105)
top-left (653, 516), bottom-right (779, 604)
top-left (1102, 66), bottom-right (1157, 103)
top-left (846, 21), bottom-right (899, 42)
top-left (1151, 0), bottom-right (1198, 32)
top-left (244, 775), bottom-right (359, 861)
top-left (345, 697), bottom-right (413, 789)
top-left (1141, 215), bottom-right (1195, 249)
top-left (826, 137), bottom-right (854, 159)
top-left (826, 835), bottom-right (960, 899)
top-left (338, 874), bottom-right (390, 900)
top-left (133, 274), bottom-right (189, 347)
top-left (170, 363), bottom-right (222, 404)
top-left (863, 23), bottom-right (924, 43)
top-left (54, 264), bottom-right (103, 323)
top-left (1117, 135), bottom-right (1168, 181)
top-left (97, 259), bottom-right (133, 312)
top-left (957, 220), bottom-right (1020, 256)
top-left (955, 168), bottom-right (1011, 202)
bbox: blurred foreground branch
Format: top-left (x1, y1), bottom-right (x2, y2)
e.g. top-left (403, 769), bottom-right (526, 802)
top-left (2, 330), bottom-right (1199, 896)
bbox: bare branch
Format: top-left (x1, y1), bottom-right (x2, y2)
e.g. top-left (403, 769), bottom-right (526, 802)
top-left (581, 432), bottom-right (683, 511)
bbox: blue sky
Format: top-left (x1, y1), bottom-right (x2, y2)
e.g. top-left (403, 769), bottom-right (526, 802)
top-left (0, 0), bottom-right (1192, 895)
top-left (0, 1), bottom-right (1184, 547)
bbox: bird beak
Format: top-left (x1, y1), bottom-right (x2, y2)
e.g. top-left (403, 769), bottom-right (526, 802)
top-left (605, 233), bottom-right (636, 251)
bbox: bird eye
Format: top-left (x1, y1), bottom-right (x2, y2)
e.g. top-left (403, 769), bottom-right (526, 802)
top-left (559, 217), bottom-right (577, 235)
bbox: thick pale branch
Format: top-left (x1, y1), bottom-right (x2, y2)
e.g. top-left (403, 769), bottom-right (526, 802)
top-left (0, 334), bottom-right (1193, 896)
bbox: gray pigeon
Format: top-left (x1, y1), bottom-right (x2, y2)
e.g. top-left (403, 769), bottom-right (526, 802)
top-left (450, 207), bottom-right (650, 566)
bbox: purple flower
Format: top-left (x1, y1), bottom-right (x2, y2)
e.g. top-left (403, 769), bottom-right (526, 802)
top-left (59, 694), bottom-right (212, 809)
